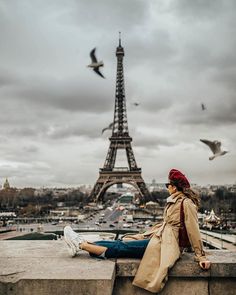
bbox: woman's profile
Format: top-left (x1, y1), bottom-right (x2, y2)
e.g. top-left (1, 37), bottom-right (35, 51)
top-left (64, 169), bottom-right (210, 293)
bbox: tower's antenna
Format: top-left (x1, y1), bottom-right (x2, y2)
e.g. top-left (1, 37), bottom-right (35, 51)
top-left (119, 31), bottom-right (121, 46)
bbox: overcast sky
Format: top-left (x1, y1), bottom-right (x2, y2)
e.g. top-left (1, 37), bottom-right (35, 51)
top-left (0, 0), bottom-right (236, 188)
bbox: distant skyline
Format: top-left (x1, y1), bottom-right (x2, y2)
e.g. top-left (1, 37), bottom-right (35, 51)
top-left (0, 177), bottom-right (235, 190)
top-left (0, 0), bottom-right (236, 188)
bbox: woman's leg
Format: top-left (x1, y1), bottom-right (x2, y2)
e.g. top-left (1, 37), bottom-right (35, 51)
top-left (64, 225), bottom-right (149, 259)
top-left (86, 239), bottom-right (150, 259)
top-left (80, 241), bottom-right (107, 256)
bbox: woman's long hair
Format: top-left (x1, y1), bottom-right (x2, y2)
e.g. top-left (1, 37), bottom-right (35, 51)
top-left (172, 181), bottom-right (201, 208)
top-left (182, 187), bottom-right (200, 208)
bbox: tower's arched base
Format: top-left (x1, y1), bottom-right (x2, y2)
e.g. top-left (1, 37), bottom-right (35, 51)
top-left (90, 169), bottom-right (150, 203)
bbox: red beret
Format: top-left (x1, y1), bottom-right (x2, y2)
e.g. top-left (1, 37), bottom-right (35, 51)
top-left (168, 169), bottom-right (190, 189)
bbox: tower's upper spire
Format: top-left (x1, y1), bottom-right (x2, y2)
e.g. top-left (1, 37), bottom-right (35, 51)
top-left (116, 32), bottom-right (124, 56)
top-left (113, 31), bottom-right (128, 137)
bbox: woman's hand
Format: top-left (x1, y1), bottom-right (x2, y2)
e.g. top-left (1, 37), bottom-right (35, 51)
top-left (199, 260), bottom-right (211, 270)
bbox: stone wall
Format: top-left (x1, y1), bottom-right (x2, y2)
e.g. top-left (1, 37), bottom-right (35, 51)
top-left (114, 251), bottom-right (236, 295)
top-left (0, 241), bottom-right (235, 295)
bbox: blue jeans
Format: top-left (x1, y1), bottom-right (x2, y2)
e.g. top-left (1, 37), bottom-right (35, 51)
top-left (92, 239), bottom-right (150, 258)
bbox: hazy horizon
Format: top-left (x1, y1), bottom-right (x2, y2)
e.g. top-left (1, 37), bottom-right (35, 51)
top-left (1, 178), bottom-right (235, 190)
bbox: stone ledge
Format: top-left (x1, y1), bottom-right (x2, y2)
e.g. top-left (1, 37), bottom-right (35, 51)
top-left (0, 241), bottom-right (115, 295)
top-left (114, 251), bottom-right (236, 295)
top-left (0, 241), bottom-right (236, 295)
top-left (116, 250), bottom-right (236, 278)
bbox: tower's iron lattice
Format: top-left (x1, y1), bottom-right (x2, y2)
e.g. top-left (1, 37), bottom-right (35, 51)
top-left (90, 37), bottom-right (150, 203)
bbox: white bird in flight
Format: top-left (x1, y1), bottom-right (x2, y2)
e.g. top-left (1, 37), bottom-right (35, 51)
top-left (87, 48), bottom-right (105, 78)
top-left (200, 139), bottom-right (229, 160)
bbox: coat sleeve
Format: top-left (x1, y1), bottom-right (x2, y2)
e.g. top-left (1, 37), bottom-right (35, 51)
top-left (122, 233), bottom-right (147, 241)
top-left (122, 223), bottom-right (163, 241)
top-left (184, 199), bottom-right (207, 262)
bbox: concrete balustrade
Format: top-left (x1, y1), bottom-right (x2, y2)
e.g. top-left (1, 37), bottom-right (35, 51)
top-left (0, 241), bottom-right (235, 295)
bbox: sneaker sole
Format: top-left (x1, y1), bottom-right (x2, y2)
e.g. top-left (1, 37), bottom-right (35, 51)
top-left (64, 235), bottom-right (77, 257)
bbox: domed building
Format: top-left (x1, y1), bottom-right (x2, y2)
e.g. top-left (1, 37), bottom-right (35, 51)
top-left (3, 178), bottom-right (10, 190)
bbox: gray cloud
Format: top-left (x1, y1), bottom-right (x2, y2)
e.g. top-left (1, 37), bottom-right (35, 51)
top-left (172, 96), bottom-right (236, 127)
top-left (170, 0), bottom-right (227, 20)
top-left (0, 70), bottom-right (17, 87)
top-left (0, 0), bottom-right (235, 187)
top-left (16, 80), bottom-right (112, 113)
top-left (213, 67), bottom-right (236, 91)
top-left (66, 0), bottom-right (149, 31)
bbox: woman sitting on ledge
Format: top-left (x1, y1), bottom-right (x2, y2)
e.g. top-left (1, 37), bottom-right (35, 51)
top-left (64, 169), bottom-right (211, 293)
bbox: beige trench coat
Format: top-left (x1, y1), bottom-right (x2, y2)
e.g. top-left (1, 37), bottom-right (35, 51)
top-left (123, 192), bottom-right (206, 293)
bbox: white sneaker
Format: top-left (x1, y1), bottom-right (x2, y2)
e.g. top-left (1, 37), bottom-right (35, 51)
top-left (64, 225), bottom-right (85, 257)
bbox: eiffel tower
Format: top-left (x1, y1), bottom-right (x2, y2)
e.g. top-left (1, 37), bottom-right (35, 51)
top-left (90, 35), bottom-right (150, 203)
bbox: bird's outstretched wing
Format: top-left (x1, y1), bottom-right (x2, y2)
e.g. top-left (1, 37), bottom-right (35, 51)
top-left (102, 127), bottom-right (108, 134)
top-left (200, 139), bottom-right (218, 154)
top-left (102, 122), bottom-right (113, 134)
top-left (90, 48), bottom-right (97, 63)
top-left (94, 68), bottom-right (105, 78)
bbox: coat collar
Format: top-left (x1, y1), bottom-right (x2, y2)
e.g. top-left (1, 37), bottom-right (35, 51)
top-left (166, 191), bottom-right (184, 204)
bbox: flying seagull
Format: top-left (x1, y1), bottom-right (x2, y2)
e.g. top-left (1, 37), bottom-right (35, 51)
top-left (102, 122), bottom-right (114, 134)
top-left (200, 139), bottom-right (229, 160)
top-left (133, 102), bottom-right (140, 107)
top-left (87, 48), bottom-right (105, 78)
top-left (201, 103), bottom-right (206, 111)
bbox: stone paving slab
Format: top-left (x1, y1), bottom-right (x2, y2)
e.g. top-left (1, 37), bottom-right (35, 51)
top-left (0, 241), bottom-right (115, 295)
